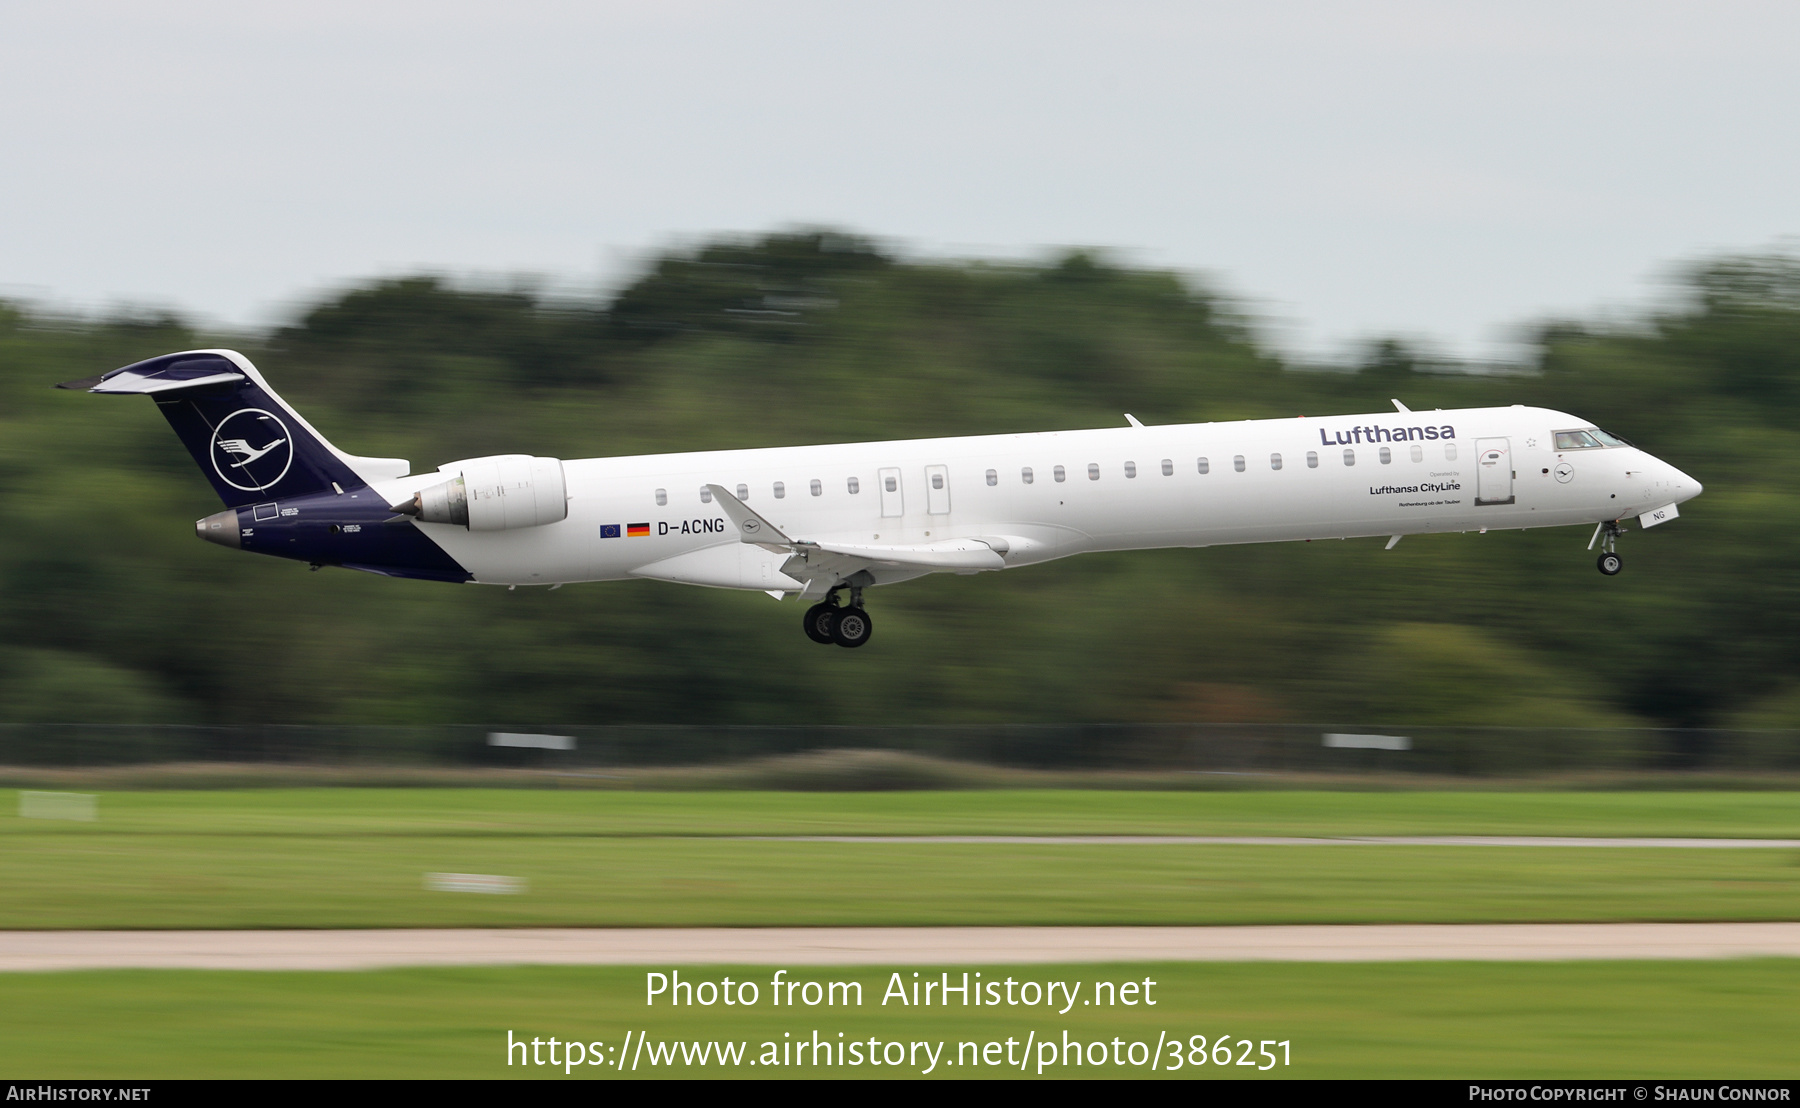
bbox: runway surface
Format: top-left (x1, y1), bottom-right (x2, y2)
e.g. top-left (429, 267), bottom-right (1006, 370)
top-left (6, 923), bottom-right (1800, 971)
top-left (739, 836), bottom-right (1800, 847)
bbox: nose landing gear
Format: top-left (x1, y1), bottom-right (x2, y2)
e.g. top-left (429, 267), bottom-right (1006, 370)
top-left (1590, 520), bottom-right (1623, 575)
top-left (802, 585), bottom-right (874, 648)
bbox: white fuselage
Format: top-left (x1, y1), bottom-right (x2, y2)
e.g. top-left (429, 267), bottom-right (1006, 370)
top-left (373, 405), bottom-right (1702, 591)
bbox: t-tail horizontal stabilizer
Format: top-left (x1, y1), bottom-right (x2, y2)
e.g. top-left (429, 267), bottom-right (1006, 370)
top-left (58, 359), bottom-right (245, 394)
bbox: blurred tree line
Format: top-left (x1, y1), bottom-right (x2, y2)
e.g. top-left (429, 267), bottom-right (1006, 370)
top-left (1, 231), bottom-right (1796, 731)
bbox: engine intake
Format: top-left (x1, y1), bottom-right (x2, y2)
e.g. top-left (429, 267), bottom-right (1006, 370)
top-left (395, 455), bottom-right (568, 531)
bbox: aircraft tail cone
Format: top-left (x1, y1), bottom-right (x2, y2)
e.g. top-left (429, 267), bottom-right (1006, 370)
top-left (196, 509), bottom-right (241, 549)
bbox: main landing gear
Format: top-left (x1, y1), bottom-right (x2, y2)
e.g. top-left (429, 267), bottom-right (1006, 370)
top-left (1591, 520), bottom-right (1623, 576)
top-left (803, 586), bottom-right (873, 649)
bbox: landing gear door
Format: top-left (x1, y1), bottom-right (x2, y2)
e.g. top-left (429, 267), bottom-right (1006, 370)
top-left (1475, 437), bottom-right (1515, 505)
top-left (924, 464), bottom-right (951, 515)
top-left (878, 467), bottom-right (904, 517)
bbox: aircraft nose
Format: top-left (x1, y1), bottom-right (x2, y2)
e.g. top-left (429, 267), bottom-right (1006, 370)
top-left (1667, 463), bottom-right (1702, 503)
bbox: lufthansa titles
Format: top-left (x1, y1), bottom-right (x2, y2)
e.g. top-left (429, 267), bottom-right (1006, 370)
top-left (1370, 481), bottom-right (1462, 496)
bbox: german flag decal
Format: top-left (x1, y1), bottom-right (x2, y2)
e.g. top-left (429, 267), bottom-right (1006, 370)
top-left (626, 523), bottom-right (651, 537)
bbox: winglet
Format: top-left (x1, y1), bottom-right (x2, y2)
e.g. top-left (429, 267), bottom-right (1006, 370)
top-left (1124, 414), bottom-right (1145, 428)
top-left (704, 484), bottom-right (799, 551)
top-left (1391, 398), bottom-right (1411, 413)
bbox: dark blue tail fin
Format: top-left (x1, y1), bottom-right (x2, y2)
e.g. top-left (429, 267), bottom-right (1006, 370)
top-left (58, 350), bottom-right (410, 508)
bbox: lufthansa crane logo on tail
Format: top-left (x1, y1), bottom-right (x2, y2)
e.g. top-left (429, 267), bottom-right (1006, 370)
top-left (210, 408), bottom-right (294, 492)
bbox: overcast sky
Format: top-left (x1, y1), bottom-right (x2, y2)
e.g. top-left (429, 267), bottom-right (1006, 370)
top-left (3, 1), bottom-right (1797, 362)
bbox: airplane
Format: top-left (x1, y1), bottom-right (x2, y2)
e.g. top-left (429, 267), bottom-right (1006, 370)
top-left (60, 348), bottom-right (1703, 649)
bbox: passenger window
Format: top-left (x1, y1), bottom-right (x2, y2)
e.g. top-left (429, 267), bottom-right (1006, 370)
top-left (1306, 451), bottom-right (1318, 469)
top-left (985, 469), bottom-right (997, 486)
top-left (1379, 447), bottom-right (1391, 465)
top-left (1197, 457), bottom-right (1210, 474)
top-left (655, 488), bottom-right (667, 506)
top-left (699, 486), bottom-right (713, 504)
top-left (1054, 465), bottom-right (1066, 483)
top-left (1022, 467), bottom-right (1034, 484)
top-left (847, 477), bottom-right (860, 494)
top-left (737, 484), bottom-right (749, 500)
top-left (810, 479), bottom-right (822, 497)
top-left (1233, 455), bottom-right (1246, 472)
top-left (884, 476), bottom-right (897, 493)
top-left (1343, 449), bottom-right (1356, 467)
top-left (1161, 459), bottom-right (1173, 476)
top-left (773, 481), bottom-right (786, 499)
top-left (1445, 443), bottom-right (1458, 461)
top-left (932, 473), bottom-right (944, 490)
top-left (1270, 453), bottom-right (1282, 471)
top-left (1410, 444), bottom-right (1423, 463)
top-left (1088, 463), bottom-right (1100, 481)
top-left (1124, 461), bottom-right (1137, 478)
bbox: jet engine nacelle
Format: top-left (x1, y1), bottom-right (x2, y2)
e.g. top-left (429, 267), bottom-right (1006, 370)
top-left (399, 455), bottom-right (568, 531)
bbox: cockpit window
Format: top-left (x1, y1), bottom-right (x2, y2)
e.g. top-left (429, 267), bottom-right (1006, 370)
top-left (1553, 430), bottom-right (1604, 450)
top-left (1589, 428), bottom-right (1630, 447)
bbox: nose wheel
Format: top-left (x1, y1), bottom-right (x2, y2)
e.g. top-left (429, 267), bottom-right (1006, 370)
top-left (802, 586), bottom-right (874, 648)
top-left (1589, 520), bottom-right (1624, 575)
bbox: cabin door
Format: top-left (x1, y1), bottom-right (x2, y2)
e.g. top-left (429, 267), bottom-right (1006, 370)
top-left (1475, 438), bottom-right (1515, 505)
top-left (878, 467), bottom-right (904, 517)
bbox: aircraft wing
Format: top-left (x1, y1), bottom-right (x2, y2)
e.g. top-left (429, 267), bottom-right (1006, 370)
top-left (807, 539), bottom-right (1005, 570)
top-left (703, 484), bottom-right (1009, 581)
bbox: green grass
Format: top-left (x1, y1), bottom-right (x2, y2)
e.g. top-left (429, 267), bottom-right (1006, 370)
top-left (5, 790), bottom-right (1800, 928)
top-left (8, 839), bottom-right (1800, 929)
top-left (8, 787), bottom-right (1800, 838)
top-left (4, 961), bottom-right (1798, 1078)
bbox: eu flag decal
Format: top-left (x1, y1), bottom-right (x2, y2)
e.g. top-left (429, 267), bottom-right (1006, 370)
top-left (599, 524), bottom-right (621, 539)
top-left (626, 523), bottom-right (651, 537)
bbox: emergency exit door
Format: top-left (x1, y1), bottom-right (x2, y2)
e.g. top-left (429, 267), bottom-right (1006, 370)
top-left (878, 467), bottom-right (904, 517)
top-left (924, 464), bottom-right (951, 514)
top-left (1475, 438), bottom-right (1515, 505)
